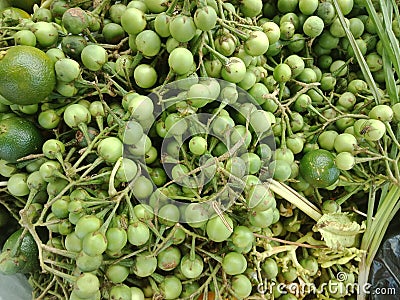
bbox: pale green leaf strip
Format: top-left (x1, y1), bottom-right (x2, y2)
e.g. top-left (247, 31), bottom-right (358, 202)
top-left (364, 0), bottom-right (400, 78)
top-left (365, 185), bottom-right (375, 239)
top-left (332, 0), bottom-right (381, 104)
top-left (383, 50), bottom-right (399, 104)
top-left (366, 186), bottom-right (400, 265)
top-left (390, 0), bottom-right (400, 26)
top-left (380, 0), bottom-right (400, 77)
top-left (267, 179), bottom-right (322, 221)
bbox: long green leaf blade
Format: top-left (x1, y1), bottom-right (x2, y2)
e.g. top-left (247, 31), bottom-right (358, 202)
top-left (332, 0), bottom-right (381, 104)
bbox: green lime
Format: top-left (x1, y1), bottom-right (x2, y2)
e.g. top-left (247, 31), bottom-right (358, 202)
top-left (1, 228), bottom-right (39, 274)
top-left (0, 45), bottom-right (56, 105)
top-left (0, 117), bottom-right (44, 162)
top-left (299, 149), bottom-right (340, 188)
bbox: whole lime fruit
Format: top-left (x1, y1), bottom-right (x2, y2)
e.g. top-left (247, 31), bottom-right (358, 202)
top-left (0, 45), bottom-right (56, 105)
top-left (299, 149), bottom-right (340, 188)
top-left (0, 117), bottom-right (44, 162)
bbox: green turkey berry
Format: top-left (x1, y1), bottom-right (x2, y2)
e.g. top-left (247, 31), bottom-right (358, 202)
top-left (393, 103), bottom-right (400, 122)
top-left (33, 7), bottom-right (53, 22)
top-left (337, 0), bottom-right (354, 15)
top-left (232, 225), bottom-right (254, 249)
top-left (215, 33), bottom-right (237, 56)
top-left (366, 52), bottom-right (383, 72)
top-left (280, 21), bottom-right (295, 40)
top-left (335, 152), bottom-right (355, 171)
top-left (347, 79), bottom-right (368, 94)
top-left (350, 17), bottom-right (365, 38)
top-left (231, 275), bottom-right (252, 299)
top-left (128, 221), bottom-right (150, 246)
top-left (158, 204), bottom-right (180, 226)
top-left (143, 0), bottom-right (168, 13)
top-left (7, 173), bottom-right (29, 197)
top-left (330, 17), bottom-right (348, 38)
top-left (180, 254), bottom-right (204, 279)
top-left (134, 204), bottom-right (154, 222)
top-left (132, 251), bottom-right (157, 277)
top-left (169, 15), bottom-right (196, 42)
top-left (116, 158), bottom-right (138, 182)
top-left (337, 92), bottom-right (356, 110)
top-left (131, 176), bottom-right (153, 200)
top-left (62, 7), bottom-right (89, 34)
top-left (206, 214), bottom-right (233, 242)
top-left (189, 136), bottom-right (207, 156)
top-left (154, 12), bottom-right (171, 37)
top-left (318, 130), bottom-right (339, 151)
top-left (238, 70), bottom-right (257, 90)
top-left (334, 133), bottom-right (357, 153)
top-left (121, 8), bottom-right (146, 35)
top-left (262, 22), bottom-right (280, 45)
top-left (81, 44), bottom-right (108, 71)
top-left (61, 35), bottom-right (87, 59)
top-left (369, 104), bottom-right (393, 122)
top-left (55, 58), bottom-right (81, 83)
top-left (241, 153), bottom-right (262, 175)
top-left (74, 215), bottom-right (102, 239)
top-left (222, 252), bottom-right (247, 275)
top-left (240, 0), bottom-right (262, 17)
top-left (14, 30), bottom-right (36, 47)
top-left (31, 21), bottom-right (59, 48)
top-left (108, 284), bottom-right (131, 300)
top-left (194, 6), bottom-right (217, 31)
top-left (273, 63), bottom-right (292, 83)
top-left (249, 109), bottom-right (273, 133)
top-left (106, 227), bottom-right (127, 252)
top-left (76, 251), bottom-right (102, 272)
top-left (97, 137), bottom-right (123, 163)
top-left (159, 275), bottom-right (182, 300)
top-left (106, 264), bottom-right (130, 283)
top-left (249, 208), bottom-right (274, 228)
top-left (130, 287), bottom-right (145, 300)
top-left (157, 246), bottom-right (181, 271)
top-left (134, 64), bottom-right (157, 88)
top-left (73, 273), bottom-right (100, 299)
top-left (127, 0), bottom-right (148, 12)
top-left (221, 57), bottom-right (247, 83)
top-left (284, 54), bottom-right (305, 78)
top-left (46, 47), bottom-right (65, 62)
top-left (244, 31), bottom-right (269, 56)
top-left (317, 1), bottom-right (336, 25)
top-left (280, 13), bottom-right (300, 30)
top-left (300, 256), bottom-right (319, 276)
top-left (299, 0), bottom-right (318, 15)
top-left (331, 60), bottom-right (348, 77)
top-left (297, 68), bottom-right (317, 83)
top-left (354, 119), bottom-right (386, 141)
top-left (119, 119), bottom-right (143, 145)
top-left (135, 30), bottom-right (161, 57)
top-left (127, 95), bottom-right (154, 121)
top-left (277, 0), bottom-right (298, 13)
top-left (303, 16), bottom-right (324, 37)
top-left (109, 3), bottom-right (127, 24)
top-left (42, 139), bottom-right (65, 160)
top-left (262, 258), bottom-right (279, 279)
top-left (168, 48), bottom-right (194, 75)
